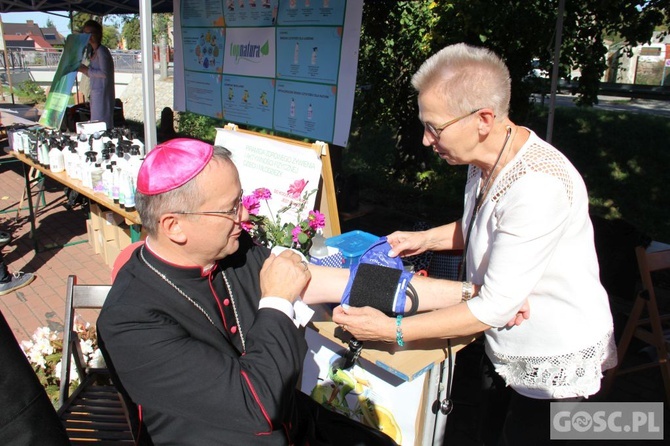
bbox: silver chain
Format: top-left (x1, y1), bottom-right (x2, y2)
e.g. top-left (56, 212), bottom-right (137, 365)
top-left (139, 247), bottom-right (246, 352)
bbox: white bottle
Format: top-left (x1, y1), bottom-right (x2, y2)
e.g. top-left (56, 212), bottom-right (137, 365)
top-left (49, 146), bottom-right (65, 173)
top-left (309, 231), bottom-right (328, 259)
top-left (91, 162), bottom-right (104, 192)
top-left (102, 164), bottom-right (114, 199)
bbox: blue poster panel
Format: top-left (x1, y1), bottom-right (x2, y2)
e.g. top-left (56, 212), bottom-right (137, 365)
top-left (185, 70), bottom-right (224, 119)
top-left (274, 80), bottom-right (335, 141)
top-left (182, 28), bottom-right (225, 73)
top-left (223, 0), bottom-right (279, 27)
top-left (277, 0), bottom-right (346, 26)
top-left (223, 75), bottom-right (275, 128)
top-left (181, 0), bottom-right (225, 27)
top-left (276, 26), bottom-right (342, 83)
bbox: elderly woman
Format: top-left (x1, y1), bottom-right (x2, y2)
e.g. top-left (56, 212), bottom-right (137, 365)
top-left (333, 43), bottom-right (616, 445)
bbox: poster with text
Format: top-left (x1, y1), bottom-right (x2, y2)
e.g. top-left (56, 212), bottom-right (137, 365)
top-left (182, 27), bottom-right (225, 73)
top-left (180, 0), bottom-right (225, 27)
top-left (277, 0), bottom-right (346, 26)
top-left (185, 71), bottom-right (224, 118)
top-left (214, 128), bottom-right (322, 224)
top-left (274, 80), bottom-right (335, 141)
top-left (223, 0), bottom-right (279, 26)
top-left (276, 26), bottom-right (342, 84)
top-left (222, 75), bottom-right (275, 127)
top-left (39, 33), bottom-right (90, 129)
top-left (174, 0), bottom-right (363, 146)
top-left (222, 27), bottom-right (276, 78)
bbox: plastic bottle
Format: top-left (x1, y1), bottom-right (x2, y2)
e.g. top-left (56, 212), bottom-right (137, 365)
top-left (102, 164), bottom-right (114, 199)
top-left (91, 162), bottom-right (104, 192)
top-left (49, 146), bottom-right (65, 172)
top-left (309, 231), bottom-right (328, 259)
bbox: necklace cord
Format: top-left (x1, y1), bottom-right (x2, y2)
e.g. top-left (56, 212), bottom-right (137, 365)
top-left (459, 125), bottom-right (513, 279)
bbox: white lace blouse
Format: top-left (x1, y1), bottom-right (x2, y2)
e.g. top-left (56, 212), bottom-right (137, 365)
top-left (465, 130), bottom-right (617, 399)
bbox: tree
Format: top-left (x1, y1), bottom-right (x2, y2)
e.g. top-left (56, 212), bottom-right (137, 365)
top-left (70, 12), bottom-right (100, 33)
top-left (102, 25), bottom-right (120, 49)
top-left (46, 18), bottom-right (55, 28)
top-left (353, 0), bottom-right (670, 182)
top-left (122, 16), bottom-right (141, 50)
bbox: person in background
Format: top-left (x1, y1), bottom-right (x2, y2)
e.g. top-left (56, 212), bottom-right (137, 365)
top-left (78, 20), bottom-right (115, 130)
top-left (0, 231), bottom-right (35, 296)
top-left (332, 43), bottom-right (616, 445)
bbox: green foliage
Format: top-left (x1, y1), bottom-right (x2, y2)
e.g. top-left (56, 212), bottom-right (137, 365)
top-left (13, 79), bottom-right (46, 104)
top-left (351, 0), bottom-right (669, 207)
top-left (102, 25), bottom-right (120, 49)
top-left (122, 17), bottom-right (141, 50)
top-left (176, 111), bottom-right (223, 143)
top-left (153, 14), bottom-right (172, 42)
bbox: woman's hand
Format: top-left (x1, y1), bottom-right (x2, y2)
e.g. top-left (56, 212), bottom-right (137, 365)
top-left (386, 230), bottom-right (429, 258)
top-left (332, 305), bottom-right (395, 342)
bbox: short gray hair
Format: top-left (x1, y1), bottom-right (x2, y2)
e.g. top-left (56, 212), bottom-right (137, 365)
top-left (136, 145), bottom-right (233, 235)
top-left (411, 43), bottom-right (511, 119)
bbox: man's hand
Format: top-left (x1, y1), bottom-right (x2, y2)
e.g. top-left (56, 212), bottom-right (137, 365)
top-left (260, 249), bottom-right (311, 303)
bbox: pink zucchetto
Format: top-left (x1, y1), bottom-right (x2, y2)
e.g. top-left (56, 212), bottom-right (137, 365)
top-left (136, 138), bottom-right (214, 195)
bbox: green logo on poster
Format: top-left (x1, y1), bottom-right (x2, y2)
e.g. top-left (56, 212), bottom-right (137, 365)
top-left (230, 40), bottom-right (270, 63)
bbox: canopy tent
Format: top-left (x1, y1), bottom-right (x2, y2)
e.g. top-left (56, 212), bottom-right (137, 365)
top-left (0, 0), bottom-right (173, 149)
top-left (0, 0), bottom-right (172, 16)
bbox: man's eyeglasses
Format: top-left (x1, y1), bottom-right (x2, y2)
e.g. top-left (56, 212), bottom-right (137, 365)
top-left (173, 190), bottom-right (244, 218)
top-left (423, 108), bottom-right (482, 140)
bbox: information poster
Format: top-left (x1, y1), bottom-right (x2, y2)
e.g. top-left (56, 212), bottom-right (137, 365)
top-left (174, 0), bottom-right (363, 146)
top-left (214, 127), bottom-right (322, 222)
top-left (39, 34), bottom-right (90, 129)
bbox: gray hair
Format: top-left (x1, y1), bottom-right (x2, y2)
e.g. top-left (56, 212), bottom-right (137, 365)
top-left (136, 145), bottom-right (233, 235)
top-left (411, 43), bottom-right (511, 119)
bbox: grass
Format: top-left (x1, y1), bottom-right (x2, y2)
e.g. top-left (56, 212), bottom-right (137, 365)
top-left (343, 104), bottom-right (670, 243)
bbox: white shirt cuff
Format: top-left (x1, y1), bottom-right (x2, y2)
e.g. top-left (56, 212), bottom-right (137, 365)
top-left (258, 297), bottom-right (315, 328)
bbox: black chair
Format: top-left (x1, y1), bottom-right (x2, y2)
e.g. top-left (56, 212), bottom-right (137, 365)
top-left (57, 275), bottom-right (136, 444)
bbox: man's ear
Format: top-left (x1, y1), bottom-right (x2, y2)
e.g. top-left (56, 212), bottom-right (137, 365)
top-left (159, 214), bottom-right (187, 243)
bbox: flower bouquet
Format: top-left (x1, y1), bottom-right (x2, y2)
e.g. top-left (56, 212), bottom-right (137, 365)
top-left (21, 320), bottom-right (105, 406)
top-left (242, 179), bottom-right (326, 257)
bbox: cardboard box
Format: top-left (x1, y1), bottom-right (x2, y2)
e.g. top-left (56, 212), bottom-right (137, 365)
top-left (86, 219), bottom-right (95, 250)
top-left (116, 224), bottom-right (132, 250)
top-left (105, 240), bottom-right (122, 268)
top-left (89, 203), bottom-right (103, 231)
top-left (102, 211), bottom-right (123, 241)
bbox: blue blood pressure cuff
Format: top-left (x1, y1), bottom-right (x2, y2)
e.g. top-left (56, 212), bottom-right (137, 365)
top-left (341, 237), bottom-right (419, 316)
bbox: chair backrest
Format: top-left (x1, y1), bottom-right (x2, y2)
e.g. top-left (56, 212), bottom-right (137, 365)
top-left (635, 245), bottom-right (670, 301)
top-left (58, 275), bottom-right (112, 407)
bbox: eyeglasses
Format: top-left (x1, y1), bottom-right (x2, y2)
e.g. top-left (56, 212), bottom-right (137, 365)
top-left (172, 190), bottom-right (244, 218)
top-left (423, 108), bottom-right (482, 140)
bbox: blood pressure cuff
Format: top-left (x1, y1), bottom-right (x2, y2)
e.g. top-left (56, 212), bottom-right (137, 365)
top-left (341, 237), bottom-right (418, 316)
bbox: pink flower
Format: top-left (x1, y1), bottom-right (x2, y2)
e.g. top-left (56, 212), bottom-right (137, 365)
top-left (254, 188), bottom-right (272, 200)
top-left (292, 226), bottom-right (303, 243)
top-left (240, 220), bottom-right (255, 232)
top-left (287, 179), bottom-right (308, 199)
top-left (242, 194), bottom-right (261, 215)
top-left (308, 210), bottom-right (325, 229)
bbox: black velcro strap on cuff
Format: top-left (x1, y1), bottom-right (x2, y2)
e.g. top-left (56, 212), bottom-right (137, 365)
top-left (348, 263), bottom-right (402, 315)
